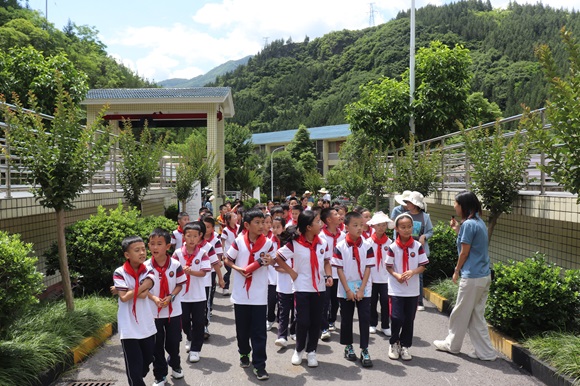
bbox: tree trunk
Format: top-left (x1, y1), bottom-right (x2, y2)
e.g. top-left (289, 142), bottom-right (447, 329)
top-left (55, 208), bottom-right (75, 311)
top-left (181, 199), bottom-right (187, 212)
top-left (487, 212), bottom-right (501, 245)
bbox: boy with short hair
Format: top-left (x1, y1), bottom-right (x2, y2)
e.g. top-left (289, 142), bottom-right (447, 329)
top-left (202, 215), bottom-right (226, 338)
top-left (332, 211), bottom-right (375, 367)
top-left (286, 204), bottom-right (303, 228)
top-left (171, 212), bottom-right (190, 251)
top-left (225, 209), bottom-right (275, 381)
top-left (172, 221), bottom-right (214, 363)
top-left (113, 236), bottom-right (157, 386)
top-left (146, 228), bottom-right (187, 386)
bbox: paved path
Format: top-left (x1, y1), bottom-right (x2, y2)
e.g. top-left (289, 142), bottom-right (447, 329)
top-left (53, 294), bottom-right (543, 386)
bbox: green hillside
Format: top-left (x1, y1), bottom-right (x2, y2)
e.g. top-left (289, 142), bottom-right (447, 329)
top-left (208, 0), bottom-right (580, 133)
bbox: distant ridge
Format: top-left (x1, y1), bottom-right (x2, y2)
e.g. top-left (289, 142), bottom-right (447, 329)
top-left (158, 55), bottom-right (252, 88)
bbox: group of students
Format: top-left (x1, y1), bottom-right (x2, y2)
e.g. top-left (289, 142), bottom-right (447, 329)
top-left (114, 189), bottom-right (496, 385)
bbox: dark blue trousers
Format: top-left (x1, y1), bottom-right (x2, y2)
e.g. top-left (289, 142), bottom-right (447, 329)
top-left (295, 291), bottom-right (324, 353)
top-left (339, 297), bottom-right (371, 349)
top-left (370, 282), bottom-right (390, 329)
top-left (121, 334), bottom-right (155, 386)
top-left (181, 301), bottom-right (205, 352)
top-left (277, 292), bottom-right (295, 339)
top-left (234, 304), bottom-right (268, 371)
top-left (267, 284), bottom-right (278, 323)
top-left (389, 295), bottom-right (418, 348)
top-left (153, 315), bottom-right (182, 379)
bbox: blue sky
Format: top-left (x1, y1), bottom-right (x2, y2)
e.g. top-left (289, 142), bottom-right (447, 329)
top-left (25, 0), bottom-right (578, 83)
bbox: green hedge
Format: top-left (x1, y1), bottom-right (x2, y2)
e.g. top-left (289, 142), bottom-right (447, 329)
top-left (424, 221), bottom-right (457, 285)
top-left (45, 203), bottom-right (176, 295)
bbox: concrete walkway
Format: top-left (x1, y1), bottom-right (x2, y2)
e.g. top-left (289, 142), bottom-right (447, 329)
top-left (53, 294), bottom-right (542, 386)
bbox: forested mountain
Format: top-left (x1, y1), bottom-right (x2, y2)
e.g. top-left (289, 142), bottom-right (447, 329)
top-left (159, 55), bottom-right (252, 88)
top-left (208, 1), bottom-right (580, 133)
top-left (0, 0), bottom-right (155, 91)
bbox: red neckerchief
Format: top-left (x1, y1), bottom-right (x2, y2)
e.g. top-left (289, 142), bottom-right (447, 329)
top-left (206, 232), bottom-right (215, 244)
top-left (362, 228), bottom-right (372, 239)
top-left (152, 255), bottom-right (173, 318)
top-left (295, 234), bottom-right (322, 293)
top-left (345, 234), bottom-right (364, 279)
top-left (266, 230), bottom-right (273, 239)
top-left (322, 227), bottom-right (341, 250)
top-left (396, 235), bottom-right (415, 276)
top-left (123, 261), bottom-right (147, 323)
top-left (226, 224), bottom-right (238, 235)
top-left (371, 233), bottom-right (389, 271)
top-left (271, 235), bottom-right (280, 249)
top-left (182, 241), bottom-right (206, 293)
top-left (242, 233), bottom-right (267, 297)
top-left (177, 225), bottom-right (184, 234)
top-left (338, 223), bottom-right (345, 232)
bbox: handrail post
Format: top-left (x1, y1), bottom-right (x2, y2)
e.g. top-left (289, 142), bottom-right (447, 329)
top-left (540, 110), bottom-right (546, 195)
top-left (6, 136), bottom-right (11, 199)
top-left (440, 138), bottom-right (445, 190)
top-left (112, 135), bottom-right (117, 192)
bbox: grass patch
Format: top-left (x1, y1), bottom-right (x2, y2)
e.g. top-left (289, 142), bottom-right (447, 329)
top-left (0, 296), bottom-right (117, 386)
top-left (524, 332), bottom-right (580, 386)
top-left (428, 278), bottom-right (458, 308)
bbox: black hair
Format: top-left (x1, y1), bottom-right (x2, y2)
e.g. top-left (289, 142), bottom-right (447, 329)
top-left (273, 216), bottom-right (286, 228)
top-left (238, 208), bottom-right (265, 235)
top-left (310, 205), bottom-right (322, 215)
top-left (219, 204), bottom-right (226, 211)
top-left (455, 191), bottom-right (482, 220)
top-left (122, 235), bottom-right (144, 252)
top-left (279, 225), bottom-right (297, 246)
top-left (320, 207), bottom-right (337, 224)
top-left (254, 203), bottom-right (267, 211)
top-left (395, 213), bottom-right (414, 227)
top-left (288, 198), bottom-right (299, 205)
top-left (353, 205), bottom-right (364, 214)
top-left (199, 207), bottom-right (210, 215)
top-left (236, 207), bottom-right (246, 235)
top-left (270, 205), bottom-right (284, 218)
top-left (344, 211), bottom-right (363, 225)
top-left (224, 211), bottom-right (236, 225)
top-left (183, 221), bottom-right (206, 236)
top-left (149, 228), bottom-right (171, 244)
top-left (201, 215), bottom-right (216, 227)
top-left (281, 203), bottom-right (290, 211)
top-left (177, 212), bottom-right (189, 221)
top-left (291, 204), bottom-right (304, 213)
top-left (296, 210), bottom-right (319, 235)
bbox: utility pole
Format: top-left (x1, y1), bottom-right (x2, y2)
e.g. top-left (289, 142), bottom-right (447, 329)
top-left (263, 37), bottom-right (269, 47)
top-left (409, 0), bottom-right (416, 135)
top-left (368, 3), bottom-right (377, 27)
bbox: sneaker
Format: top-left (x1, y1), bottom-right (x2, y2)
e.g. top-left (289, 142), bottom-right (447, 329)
top-left (467, 351), bottom-right (497, 361)
top-left (153, 377), bottom-right (166, 386)
top-left (417, 305), bottom-right (425, 311)
top-left (171, 367), bottom-right (184, 379)
top-left (266, 321), bottom-right (274, 331)
top-left (382, 328), bottom-right (392, 336)
top-left (204, 326), bottom-right (210, 339)
top-left (320, 329), bottom-right (331, 341)
top-left (369, 326), bottom-right (377, 334)
top-left (400, 346), bottom-right (412, 360)
top-left (328, 323), bottom-right (336, 331)
top-left (433, 340), bottom-right (458, 354)
top-left (307, 351), bottom-right (318, 367)
top-left (239, 354), bottom-right (251, 368)
top-left (388, 342), bottom-right (401, 360)
top-left (291, 349), bottom-right (304, 365)
top-left (188, 351), bottom-right (200, 363)
top-left (222, 288), bottom-right (230, 296)
top-left (254, 368), bottom-right (270, 380)
top-left (344, 344), bottom-right (357, 361)
top-left (275, 337), bottom-right (288, 348)
top-left (290, 334), bottom-right (296, 341)
top-left (360, 348), bottom-right (373, 367)
top-left (185, 340), bottom-right (191, 352)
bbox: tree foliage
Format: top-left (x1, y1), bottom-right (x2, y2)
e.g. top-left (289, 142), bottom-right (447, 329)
top-left (118, 122), bottom-right (166, 210)
top-left (262, 151), bottom-right (304, 199)
top-left (224, 122), bottom-right (261, 193)
top-left (523, 27), bottom-right (580, 203)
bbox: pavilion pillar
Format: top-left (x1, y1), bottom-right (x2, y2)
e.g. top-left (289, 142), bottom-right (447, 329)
top-left (206, 104), bottom-right (225, 212)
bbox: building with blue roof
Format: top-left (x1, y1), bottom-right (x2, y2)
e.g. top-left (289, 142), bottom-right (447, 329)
top-left (251, 124), bottom-right (351, 177)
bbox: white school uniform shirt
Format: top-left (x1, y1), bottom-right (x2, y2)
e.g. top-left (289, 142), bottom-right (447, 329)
top-left (204, 232), bottom-right (223, 287)
top-left (171, 229), bottom-right (184, 249)
top-left (173, 243), bottom-right (213, 302)
top-left (385, 240), bottom-right (429, 297)
top-left (268, 235), bottom-right (279, 285)
top-left (113, 264), bottom-right (157, 340)
top-left (319, 227), bottom-right (345, 280)
top-left (276, 236), bottom-right (329, 293)
top-left (369, 235), bottom-right (393, 284)
top-left (226, 234), bottom-right (274, 305)
top-left (332, 237), bottom-right (375, 298)
top-left (361, 227), bottom-right (375, 240)
top-left (220, 225), bottom-right (239, 255)
top-left (145, 256), bottom-right (187, 318)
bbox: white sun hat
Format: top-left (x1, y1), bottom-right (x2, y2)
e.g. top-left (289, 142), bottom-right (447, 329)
top-left (394, 190), bottom-right (412, 206)
top-left (403, 191), bottom-right (426, 211)
top-left (366, 211), bottom-right (395, 229)
top-left (318, 188), bottom-right (329, 194)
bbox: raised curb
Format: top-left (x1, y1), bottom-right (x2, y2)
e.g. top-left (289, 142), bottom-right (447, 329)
top-left (423, 288), bottom-right (575, 386)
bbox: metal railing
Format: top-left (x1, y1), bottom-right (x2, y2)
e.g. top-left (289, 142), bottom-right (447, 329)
top-left (389, 108), bottom-right (569, 196)
top-left (1, 103), bottom-right (177, 199)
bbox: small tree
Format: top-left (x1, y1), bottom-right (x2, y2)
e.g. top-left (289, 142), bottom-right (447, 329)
top-left (303, 169), bottom-right (324, 196)
top-left (118, 121), bottom-right (166, 210)
top-left (462, 124), bottom-right (530, 243)
top-left (327, 162), bottom-right (367, 205)
top-left (391, 136), bottom-right (442, 197)
top-left (287, 125), bottom-right (316, 161)
top-left (523, 27), bottom-right (580, 202)
top-left (2, 80), bottom-right (110, 311)
top-left (263, 150), bottom-right (304, 199)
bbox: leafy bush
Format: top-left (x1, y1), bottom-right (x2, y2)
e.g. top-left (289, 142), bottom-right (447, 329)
top-left (0, 296), bottom-right (116, 386)
top-left (243, 198), bottom-right (260, 210)
top-left (0, 231), bottom-right (44, 333)
top-left (428, 278), bottom-right (459, 308)
top-left (164, 203), bottom-right (179, 221)
top-left (486, 253), bottom-right (580, 340)
top-left (45, 203), bottom-right (176, 295)
top-left (424, 221), bottom-right (457, 285)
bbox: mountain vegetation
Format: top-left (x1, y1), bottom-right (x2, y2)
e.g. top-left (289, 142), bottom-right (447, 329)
top-left (208, 0), bottom-right (580, 133)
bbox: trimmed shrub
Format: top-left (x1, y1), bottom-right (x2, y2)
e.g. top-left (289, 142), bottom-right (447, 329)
top-left (45, 203), bottom-right (177, 295)
top-left (0, 232), bottom-right (44, 333)
top-left (164, 203), bottom-right (179, 221)
top-left (424, 221), bottom-right (457, 285)
top-left (243, 198), bottom-right (259, 210)
top-left (486, 253), bottom-right (580, 340)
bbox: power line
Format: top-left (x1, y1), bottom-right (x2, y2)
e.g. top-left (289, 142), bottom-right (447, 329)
top-left (368, 3), bottom-right (377, 27)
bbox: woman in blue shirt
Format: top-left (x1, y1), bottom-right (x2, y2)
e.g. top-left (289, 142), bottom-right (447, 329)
top-left (433, 191), bottom-right (497, 361)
